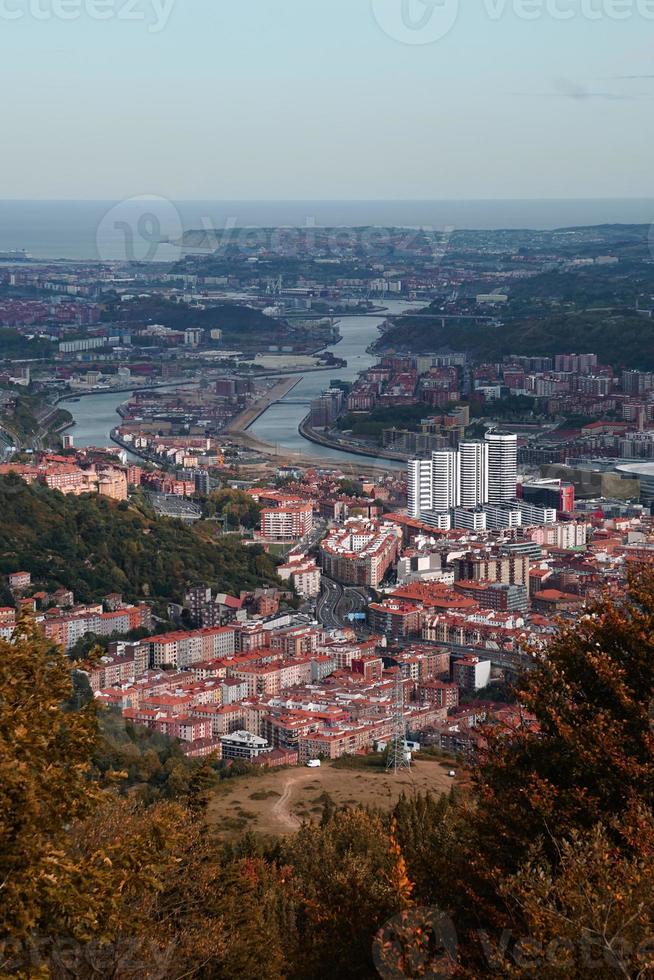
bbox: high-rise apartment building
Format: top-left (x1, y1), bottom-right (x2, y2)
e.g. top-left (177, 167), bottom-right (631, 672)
top-left (408, 438), bottom-right (501, 518)
top-left (431, 449), bottom-right (460, 512)
top-left (407, 459), bottom-right (432, 518)
top-left (459, 441), bottom-right (489, 507)
top-left (485, 432), bottom-right (518, 503)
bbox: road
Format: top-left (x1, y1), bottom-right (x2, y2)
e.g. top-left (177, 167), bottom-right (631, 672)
top-left (316, 575), bottom-right (371, 631)
top-left (290, 517), bottom-right (328, 556)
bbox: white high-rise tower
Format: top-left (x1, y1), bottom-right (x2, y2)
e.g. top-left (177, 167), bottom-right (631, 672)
top-left (407, 459), bottom-right (432, 518)
top-left (459, 441), bottom-right (489, 507)
top-left (485, 432), bottom-right (518, 503)
top-left (431, 449), bottom-right (460, 512)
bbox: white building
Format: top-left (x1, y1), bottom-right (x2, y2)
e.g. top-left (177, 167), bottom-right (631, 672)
top-left (485, 432), bottom-right (518, 504)
top-left (277, 559), bottom-right (321, 598)
top-left (220, 730), bottom-right (271, 761)
top-left (452, 656), bottom-right (492, 691)
top-left (407, 459), bottom-right (433, 518)
top-left (452, 508), bottom-right (488, 531)
top-left (483, 504), bottom-right (523, 529)
top-left (417, 510), bottom-right (452, 531)
top-left (518, 502), bottom-right (557, 526)
top-left (431, 449), bottom-right (460, 512)
top-left (409, 433), bottom-right (517, 522)
top-left (459, 441), bottom-right (489, 507)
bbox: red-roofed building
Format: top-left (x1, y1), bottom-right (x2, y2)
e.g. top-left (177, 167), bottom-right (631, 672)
top-left (417, 679), bottom-right (459, 709)
top-left (531, 589), bottom-right (585, 614)
top-left (368, 601), bottom-right (421, 641)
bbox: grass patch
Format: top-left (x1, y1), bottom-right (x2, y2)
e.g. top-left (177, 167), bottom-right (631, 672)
top-left (332, 753), bottom-right (386, 771)
top-left (249, 790), bottom-right (281, 801)
top-left (235, 808), bottom-right (257, 820)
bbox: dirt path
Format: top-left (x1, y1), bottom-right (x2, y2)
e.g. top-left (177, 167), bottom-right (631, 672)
top-left (271, 769), bottom-right (318, 832)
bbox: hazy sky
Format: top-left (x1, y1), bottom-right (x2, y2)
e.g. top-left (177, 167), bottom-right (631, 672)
top-left (1, 0), bottom-right (652, 199)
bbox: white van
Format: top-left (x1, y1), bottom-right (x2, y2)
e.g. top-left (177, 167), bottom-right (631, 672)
top-left (306, 759), bottom-right (321, 768)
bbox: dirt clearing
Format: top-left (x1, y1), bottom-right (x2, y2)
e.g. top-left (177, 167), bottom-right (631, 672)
top-left (206, 757), bottom-right (459, 838)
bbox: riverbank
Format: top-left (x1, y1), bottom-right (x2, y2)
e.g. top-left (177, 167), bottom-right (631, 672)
top-left (226, 382), bottom-right (398, 475)
top-left (56, 379), bottom-right (196, 406)
top-left (109, 428), bottom-right (161, 467)
top-left (298, 414), bottom-right (409, 463)
top-left (226, 377), bottom-right (303, 436)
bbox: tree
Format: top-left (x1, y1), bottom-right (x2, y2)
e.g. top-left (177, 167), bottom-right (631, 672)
top-left (431, 567), bottom-right (654, 970)
top-left (0, 475), bottom-right (280, 605)
top-left (497, 808), bottom-right (654, 978)
top-left (208, 488), bottom-right (262, 530)
top-left (0, 619), bottom-right (275, 977)
top-left (279, 807), bottom-right (414, 979)
top-left (0, 617), bottom-right (99, 964)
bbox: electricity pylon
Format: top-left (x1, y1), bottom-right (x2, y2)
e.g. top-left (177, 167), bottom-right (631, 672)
top-left (386, 671), bottom-right (411, 773)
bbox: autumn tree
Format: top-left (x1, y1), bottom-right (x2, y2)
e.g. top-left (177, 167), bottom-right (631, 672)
top-left (497, 806), bottom-right (654, 978)
top-left (0, 618), bottom-right (99, 967)
top-left (430, 567), bottom-right (654, 971)
top-left (279, 806), bottom-right (414, 979)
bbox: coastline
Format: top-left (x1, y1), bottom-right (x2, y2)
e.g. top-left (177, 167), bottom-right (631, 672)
top-left (109, 428), bottom-right (160, 467)
top-left (227, 377), bottom-right (304, 435)
top-left (56, 379), bottom-right (197, 406)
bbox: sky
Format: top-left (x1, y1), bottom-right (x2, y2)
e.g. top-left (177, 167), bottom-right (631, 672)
top-left (0, 0), bottom-right (653, 200)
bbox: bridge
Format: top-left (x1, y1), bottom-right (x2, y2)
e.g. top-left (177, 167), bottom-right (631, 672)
top-left (283, 311), bottom-right (496, 323)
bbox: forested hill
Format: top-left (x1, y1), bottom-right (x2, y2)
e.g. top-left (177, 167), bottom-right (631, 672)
top-left (0, 474), bottom-right (279, 605)
top-left (376, 307), bottom-right (654, 370)
top-left (103, 297), bottom-right (286, 342)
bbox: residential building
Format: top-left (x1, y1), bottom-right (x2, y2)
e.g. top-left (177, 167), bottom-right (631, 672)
top-left (320, 520), bottom-right (401, 587)
top-left (485, 432), bottom-right (518, 503)
top-left (368, 600), bottom-right (421, 641)
top-left (220, 730), bottom-right (271, 761)
top-left (431, 449), bottom-right (460, 512)
top-left (459, 441), bottom-right (489, 507)
top-left (407, 459), bottom-right (432, 518)
top-left (261, 503), bottom-right (314, 541)
top-left (452, 656), bottom-right (492, 691)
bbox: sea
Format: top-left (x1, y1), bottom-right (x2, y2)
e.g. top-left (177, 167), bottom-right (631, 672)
top-left (1, 199), bottom-right (653, 261)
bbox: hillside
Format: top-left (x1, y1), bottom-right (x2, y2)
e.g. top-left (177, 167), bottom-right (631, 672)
top-left (376, 307), bottom-right (654, 369)
top-left (0, 328), bottom-right (55, 360)
top-left (0, 474), bottom-right (280, 605)
top-left (103, 297), bottom-right (288, 344)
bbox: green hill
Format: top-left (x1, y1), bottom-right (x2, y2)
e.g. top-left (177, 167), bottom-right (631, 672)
top-left (103, 297), bottom-right (287, 344)
top-left (376, 307), bottom-right (654, 369)
top-left (0, 474), bottom-right (279, 606)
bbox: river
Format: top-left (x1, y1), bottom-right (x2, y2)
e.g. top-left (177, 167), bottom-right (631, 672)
top-left (65, 299), bottom-right (420, 467)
